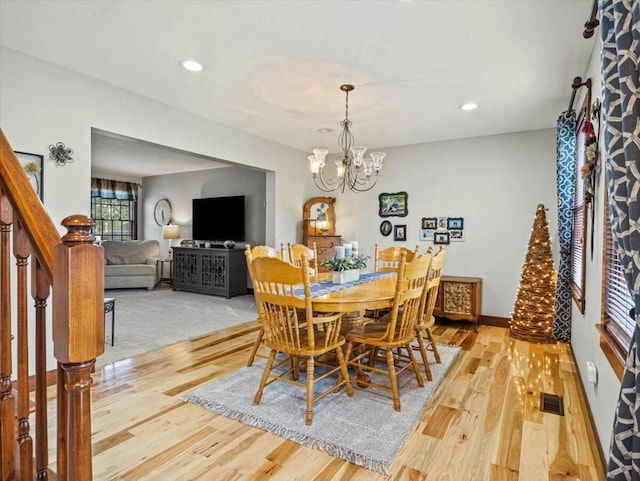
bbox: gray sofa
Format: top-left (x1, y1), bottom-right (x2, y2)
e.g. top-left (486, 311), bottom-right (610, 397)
top-left (103, 240), bottom-right (160, 290)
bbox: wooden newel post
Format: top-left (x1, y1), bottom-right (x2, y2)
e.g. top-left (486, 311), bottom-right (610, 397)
top-left (53, 215), bottom-right (104, 481)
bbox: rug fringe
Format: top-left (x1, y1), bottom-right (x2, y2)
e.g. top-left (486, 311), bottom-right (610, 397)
top-left (180, 394), bottom-right (391, 475)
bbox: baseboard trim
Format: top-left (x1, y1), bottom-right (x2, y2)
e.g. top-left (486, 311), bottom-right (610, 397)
top-left (479, 315), bottom-right (510, 328)
top-left (568, 347), bottom-right (608, 474)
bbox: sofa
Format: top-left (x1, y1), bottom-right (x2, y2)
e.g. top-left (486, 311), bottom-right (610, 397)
top-left (103, 240), bottom-right (160, 290)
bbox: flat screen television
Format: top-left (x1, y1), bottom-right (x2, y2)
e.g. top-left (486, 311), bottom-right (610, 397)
top-left (192, 195), bottom-right (245, 243)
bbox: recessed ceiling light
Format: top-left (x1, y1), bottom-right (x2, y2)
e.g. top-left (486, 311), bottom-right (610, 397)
top-left (179, 59), bottom-right (205, 72)
top-left (318, 128), bottom-right (333, 133)
top-left (459, 102), bottom-right (478, 111)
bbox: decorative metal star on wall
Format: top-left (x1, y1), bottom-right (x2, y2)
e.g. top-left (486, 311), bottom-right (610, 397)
top-left (48, 142), bottom-right (74, 166)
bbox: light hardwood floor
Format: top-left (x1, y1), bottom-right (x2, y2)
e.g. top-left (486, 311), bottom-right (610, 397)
top-left (50, 320), bottom-right (605, 480)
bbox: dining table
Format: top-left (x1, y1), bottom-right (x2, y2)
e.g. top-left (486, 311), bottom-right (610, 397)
top-left (310, 272), bottom-right (397, 313)
top-left (308, 271), bottom-right (398, 332)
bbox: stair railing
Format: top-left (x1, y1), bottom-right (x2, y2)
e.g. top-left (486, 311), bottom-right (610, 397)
top-left (0, 128), bottom-right (104, 481)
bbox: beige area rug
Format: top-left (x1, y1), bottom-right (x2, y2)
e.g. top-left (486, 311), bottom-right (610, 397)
top-left (183, 345), bottom-right (461, 475)
top-left (97, 286), bottom-right (258, 367)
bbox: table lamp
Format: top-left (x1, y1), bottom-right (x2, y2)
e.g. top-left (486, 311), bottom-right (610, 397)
top-left (162, 224), bottom-right (180, 260)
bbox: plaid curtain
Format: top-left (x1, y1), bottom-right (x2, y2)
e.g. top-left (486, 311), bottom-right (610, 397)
top-left (601, 1), bottom-right (640, 479)
top-left (91, 177), bottom-right (138, 200)
top-left (553, 112), bottom-right (576, 342)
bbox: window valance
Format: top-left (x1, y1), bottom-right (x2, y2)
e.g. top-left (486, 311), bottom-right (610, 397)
top-left (91, 177), bottom-right (138, 201)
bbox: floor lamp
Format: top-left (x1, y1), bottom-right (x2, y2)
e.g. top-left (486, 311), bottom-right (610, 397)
top-left (162, 224), bottom-right (180, 260)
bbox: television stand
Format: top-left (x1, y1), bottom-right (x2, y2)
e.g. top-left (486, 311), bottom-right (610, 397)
top-left (172, 247), bottom-right (247, 298)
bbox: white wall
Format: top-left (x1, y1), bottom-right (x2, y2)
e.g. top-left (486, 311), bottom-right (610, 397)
top-left (142, 167), bottom-right (267, 254)
top-left (317, 129), bottom-right (559, 319)
top-left (568, 39), bottom-right (620, 457)
top-left (0, 47), bottom-right (306, 372)
top-left (0, 47), bottom-right (306, 241)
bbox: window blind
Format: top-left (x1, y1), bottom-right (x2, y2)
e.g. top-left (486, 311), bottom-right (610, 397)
top-left (570, 117), bottom-right (587, 311)
top-left (604, 199), bottom-right (634, 351)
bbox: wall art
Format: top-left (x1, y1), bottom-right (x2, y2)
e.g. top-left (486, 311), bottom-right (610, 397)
top-left (422, 217), bottom-right (437, 229)
top-left (380, 220), bottom-right (392, 236)
top-left (447, 217), bottom-right (464, 230)
top-left (379, 192), bottom-right (408, 217)
top-left (15, 151), bottom-right (44, 201)
top-left (434, 231), bottom-right (450, 245)
top-left (449, 229), bottom-right (464, 241)
top-left (420, 229), bottom-right (435, 241)
top-left (394, 224), bottom-right (407, 241)
top-left (420, 216), bottom-right (465, 242)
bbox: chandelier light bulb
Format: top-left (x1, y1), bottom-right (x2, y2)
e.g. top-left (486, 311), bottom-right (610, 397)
top-left (351, 146), bottom-right (367, 167)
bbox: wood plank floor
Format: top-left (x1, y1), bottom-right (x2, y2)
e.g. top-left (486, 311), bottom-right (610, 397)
top-left (49, 320), bottom-right (605, 480)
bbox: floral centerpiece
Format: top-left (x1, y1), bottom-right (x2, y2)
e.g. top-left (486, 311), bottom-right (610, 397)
top-left (323, 254), bottom-right (368, 284)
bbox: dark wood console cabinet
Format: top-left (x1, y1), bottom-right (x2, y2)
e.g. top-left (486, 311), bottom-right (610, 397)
top-left (173, 247), bottom-right (247, 298)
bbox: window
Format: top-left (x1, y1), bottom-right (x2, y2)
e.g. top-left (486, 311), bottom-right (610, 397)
top-left (91, 197), bottom-right (137, 240)
top-left (600, 193), bottom-right (635, 378)
top-left (570, 101), bottom-right (590, 313)
top-left (90, 178), bottom-right (138, 241)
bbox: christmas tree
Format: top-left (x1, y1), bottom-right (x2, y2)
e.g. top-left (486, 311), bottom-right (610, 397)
top-left (510, 204), bottom-right (557, 342)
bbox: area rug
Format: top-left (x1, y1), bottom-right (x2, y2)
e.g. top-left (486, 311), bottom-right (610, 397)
top-left (182, 344), bottom-right (461, 475)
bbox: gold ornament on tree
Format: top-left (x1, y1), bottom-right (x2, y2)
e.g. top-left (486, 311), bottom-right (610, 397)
top-left (510, 204), bottom-right (557, 343)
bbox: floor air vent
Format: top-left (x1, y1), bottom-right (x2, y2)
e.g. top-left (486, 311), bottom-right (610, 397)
top-left (540, 392), bottom-right (564, 416)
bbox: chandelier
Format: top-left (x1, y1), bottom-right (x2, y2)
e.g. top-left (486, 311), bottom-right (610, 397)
top-left (308, 84), bottom-right (385, 193)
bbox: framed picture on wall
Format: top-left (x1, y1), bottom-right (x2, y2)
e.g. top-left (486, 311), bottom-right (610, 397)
top-left (449, 229), bottom-right (464, 241)
top-left (422, 217), bottom-right (437, 229)
top-left (15, 151), bottom-right (44, 201)
top-left (380, 220), bottom-right (392, 236)
top-left (434, 231), bottom-right (450, 245)
top-left (420, 229), bottom-right (435, 241)
top-left (394, 224), bottom-right (407, 241)
top-left (379, 192), bottom-right (408, 217)
top-left (447, 217), bottom-right (464, 230)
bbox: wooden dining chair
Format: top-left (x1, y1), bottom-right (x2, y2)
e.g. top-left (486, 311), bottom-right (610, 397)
top-left (245, 244), bottom-right (285, 366)
top-left (373, 244), bottom-right (420, 272)
top-left (345, 250), bottom-right (432, 412)
top-left (366, 243), bottom-right (420, 320)
top-left (288, 242), bottom-right (319, 278)
top-left (248, 254), bottom-right (353, 425)
top-left (412, 246), bottom-right (446, 380)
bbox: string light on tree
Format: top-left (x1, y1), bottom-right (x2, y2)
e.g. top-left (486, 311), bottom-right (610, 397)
top-left (510, 204), bottom-right (556, 343)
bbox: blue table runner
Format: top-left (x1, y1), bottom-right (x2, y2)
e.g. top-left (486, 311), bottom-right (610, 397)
top-left (293, 271), bottom-right (395, 298)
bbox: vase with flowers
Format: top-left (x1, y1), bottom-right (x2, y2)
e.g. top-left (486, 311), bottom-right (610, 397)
top-left (323, 254), bottom-right (369, 284)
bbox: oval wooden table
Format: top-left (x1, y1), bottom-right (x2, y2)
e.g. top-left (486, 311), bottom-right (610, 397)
top-left (310, 273), bottom-right (398, 333)
top-left (310, 273), bottom-right (397, 313)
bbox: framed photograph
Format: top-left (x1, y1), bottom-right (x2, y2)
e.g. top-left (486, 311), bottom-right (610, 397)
top-left (394, 224), bottom-right (407, 241)
top-left (15, 151), bottom-right (44, 201)
top-left (434, 231), bottom-right (450, 245)
top-left (422, 217), bottom-right (437, 229)
top-left (447, 217), bottom-right (464, 230)
top-left (449, 229), bottom-right (464, 241)
top-left (380, 220), bottom-right (392, 236)
top-left (437, 216), bottom-right (448, 229)
top-left (420, 229), bottom-right (435, 241)
top-left (379, 192), bottom-right (408, 217)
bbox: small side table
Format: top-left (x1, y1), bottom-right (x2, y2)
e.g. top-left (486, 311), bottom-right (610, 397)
top-left (157, 259), bottom-right (173, 287)
top-left (104, 297), bottom-right (116, 346)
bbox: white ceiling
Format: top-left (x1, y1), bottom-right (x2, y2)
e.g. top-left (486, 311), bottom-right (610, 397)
top-left (0, 0), bottom-right (596, 176)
